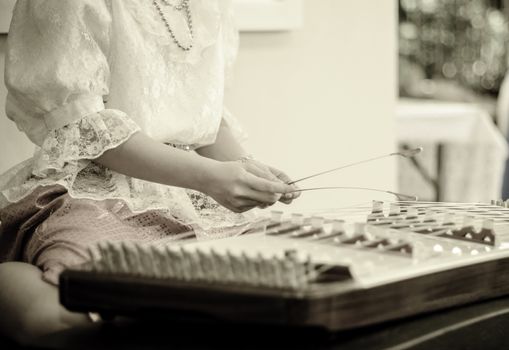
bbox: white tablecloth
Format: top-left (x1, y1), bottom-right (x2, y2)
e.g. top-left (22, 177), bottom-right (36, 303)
top-left (397, 99), bottom-right (508, 203)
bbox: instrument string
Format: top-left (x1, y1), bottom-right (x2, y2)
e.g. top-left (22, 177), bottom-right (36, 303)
top-left (288, 186), bottom-right (417, 201)
top-left (288, 147), bottom-right (423, 185)
top-left (287, 147), bottom-right (423, 201)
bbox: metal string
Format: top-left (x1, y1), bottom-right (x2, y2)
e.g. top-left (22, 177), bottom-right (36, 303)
top-left (287, 186), bottom-right (418, 201)
top-left (286, 147), bottom-right (423, 201)
top-left (288, 147), bottom-right (423, 185)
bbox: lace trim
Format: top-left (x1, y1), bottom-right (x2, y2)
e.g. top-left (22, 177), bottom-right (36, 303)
top-left (1, 164), bottom-right (254, 233)
top-left (0, 108), bottom-right (253, 231)
top-left (0, 0), bottom-right (250, 233)
top-left (0, 109), bottom-right (139, 206)
top-left (33, 109), bottom-right (140, 177)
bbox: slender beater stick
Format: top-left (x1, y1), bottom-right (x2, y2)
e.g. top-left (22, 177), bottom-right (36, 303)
top-left (287, 186), bottom-right (418, 201)
top-left (288, 147), bottom-right (423, 185)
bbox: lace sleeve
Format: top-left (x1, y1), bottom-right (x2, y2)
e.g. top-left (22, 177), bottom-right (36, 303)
top-left (5, 0), bottom-right (115, 144)
top-left (5, 0), bottom-right (141, 177)
top-left (33, 109), bottom-right (139, 178)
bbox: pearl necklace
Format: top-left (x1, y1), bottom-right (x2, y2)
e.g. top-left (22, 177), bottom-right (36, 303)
top-left (152, 0), bottom-right (194, 51)
top-left (160, 0), bottom-right (187, 11)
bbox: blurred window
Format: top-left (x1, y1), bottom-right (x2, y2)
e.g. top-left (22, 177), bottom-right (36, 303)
top-left (399, 0), bottom-right (509, 99)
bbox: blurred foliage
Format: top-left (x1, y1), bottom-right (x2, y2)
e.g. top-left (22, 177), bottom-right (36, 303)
top-left (399, 0), bottom-right (509, 99)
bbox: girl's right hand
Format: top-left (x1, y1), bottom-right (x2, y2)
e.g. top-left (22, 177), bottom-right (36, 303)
top-left (202, 161), bottom-right (295, 213)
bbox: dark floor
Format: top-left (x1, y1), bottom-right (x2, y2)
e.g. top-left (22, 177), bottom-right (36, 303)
top-left (3, 295), bottom-right (509, 350)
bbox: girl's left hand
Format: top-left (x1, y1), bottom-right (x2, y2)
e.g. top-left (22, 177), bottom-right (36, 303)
top-left (240, 159), bottom-right (301, 205)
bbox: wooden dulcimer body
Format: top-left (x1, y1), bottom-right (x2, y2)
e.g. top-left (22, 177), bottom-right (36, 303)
top-left (59, 200), bottom-right (509, 330)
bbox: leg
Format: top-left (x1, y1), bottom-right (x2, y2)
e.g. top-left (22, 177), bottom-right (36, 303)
top-left (0, 262), bottom-right (89, 345)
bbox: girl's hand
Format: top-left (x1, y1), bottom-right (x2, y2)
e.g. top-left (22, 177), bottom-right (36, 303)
top-left (203, 161), bottom-right (296, 213)
top-left (266, 165), bottom-right (301, 204)
top-left (239, 159), bottom-right (301, 205)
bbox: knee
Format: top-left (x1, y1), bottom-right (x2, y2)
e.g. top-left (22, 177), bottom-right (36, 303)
top-left (0, 262), bottom-right (89, 345)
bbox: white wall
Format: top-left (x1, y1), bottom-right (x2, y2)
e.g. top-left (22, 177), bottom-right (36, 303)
top-left (227, 0), bottom-right (397, 212)
top-left (0, 0), bottom-right (397, 212)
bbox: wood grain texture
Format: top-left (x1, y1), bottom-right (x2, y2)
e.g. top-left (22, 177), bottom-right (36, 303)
top-left (59, 255), bottom-right (509, 331)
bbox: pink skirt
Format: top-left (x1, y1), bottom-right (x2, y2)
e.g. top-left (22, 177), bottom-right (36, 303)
top-left (0, 185), bottom-right (193, 285)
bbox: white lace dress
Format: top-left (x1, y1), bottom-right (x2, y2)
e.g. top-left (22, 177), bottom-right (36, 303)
top-left (0, 0), bottom-right (250, 284)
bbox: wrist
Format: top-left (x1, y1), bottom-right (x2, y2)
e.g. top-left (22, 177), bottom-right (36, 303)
top-left (191, 157), bottom-right (222, 194)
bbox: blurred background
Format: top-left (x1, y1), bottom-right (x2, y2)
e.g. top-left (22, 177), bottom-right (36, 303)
top-left (398, 0), bottom-right (509, 204)
top-left (3, 0), bottom-right (509, 212)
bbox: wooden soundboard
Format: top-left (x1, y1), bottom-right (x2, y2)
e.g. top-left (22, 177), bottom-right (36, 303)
top-left (59, 200), bottom-right (509, 330)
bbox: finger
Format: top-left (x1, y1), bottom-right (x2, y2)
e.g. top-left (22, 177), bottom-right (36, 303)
top-left (290, 186), bottom-right (302, 199)
top-left (279, 192), bottom-right (298, 204)
top-left (256, 202), bottom-right (279, 209)
top-left (269, 166), bottom-right (292, 183)
top-left (245, 173), bottom-right (294, 194)
top-left (283, 181), bottom-right (301, 198)
top-left (238, 204), bottom-right (259, 212)
top-left (239, 187), bottom-right (281, 204)
top-left (243, 162), bottom-right (279, 182)
top-left (279, 197), bottom-right (292, 205)
top-left (232, 197), bottom-right (262, 208)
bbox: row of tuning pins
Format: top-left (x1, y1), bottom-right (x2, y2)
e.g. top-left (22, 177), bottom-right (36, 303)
top-left (490, 199), bottom-right (509, 209)
top-left (266, 211), bottom-right (413, 256)
top-left (89, 241), bottom-right (352, 290)
top-left (367, 201), bottom-right (496, 246)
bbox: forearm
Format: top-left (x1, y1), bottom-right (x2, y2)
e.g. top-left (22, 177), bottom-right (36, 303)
top-left (94, 130), bottom-right (295, 213)
top-left (95, 132), bottom-right (216, 192)
top-left (196, 119), bottom-right (248, 161)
